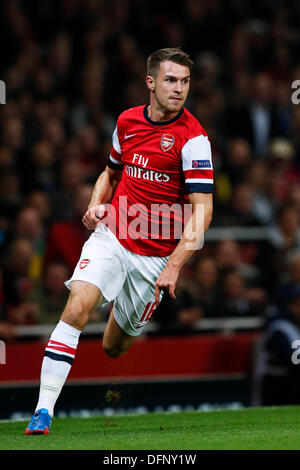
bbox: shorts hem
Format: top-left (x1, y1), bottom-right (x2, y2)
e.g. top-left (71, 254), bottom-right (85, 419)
top-left (113, 309), bottom-right (143, 337)
top-left (64, 278), bottom-right (112, 302)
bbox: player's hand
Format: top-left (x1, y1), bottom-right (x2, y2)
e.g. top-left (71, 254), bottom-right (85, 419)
top-left (82, 204), bottom-right (106, 230)
top-left (154, 263), bottom-right (179, 304)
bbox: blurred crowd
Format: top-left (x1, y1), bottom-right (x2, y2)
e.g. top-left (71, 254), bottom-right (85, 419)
top-left (1, 0), bottom-right (300, 338)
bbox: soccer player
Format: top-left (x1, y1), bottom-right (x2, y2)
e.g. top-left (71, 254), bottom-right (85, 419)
top-left (25, 48), bottom-right (213, 434)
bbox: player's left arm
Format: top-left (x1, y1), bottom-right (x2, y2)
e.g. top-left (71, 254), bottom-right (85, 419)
top-left (154, 192), bottom-right (213, 303)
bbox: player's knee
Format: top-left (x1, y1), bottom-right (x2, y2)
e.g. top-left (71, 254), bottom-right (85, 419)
top-left (102, 341), bottom-right (125, 358)
top-left (61, 298), bottom-right (88, 328)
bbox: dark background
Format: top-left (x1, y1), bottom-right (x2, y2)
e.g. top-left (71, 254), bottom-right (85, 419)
top-left (1, 0), bottom-right (300, 414)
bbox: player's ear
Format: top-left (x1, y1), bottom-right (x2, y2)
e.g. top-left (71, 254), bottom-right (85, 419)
top-left (146, 75), bottom-right (155, 92)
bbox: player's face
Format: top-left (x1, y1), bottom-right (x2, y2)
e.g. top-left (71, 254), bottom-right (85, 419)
top-left (148, 61), bottom-right (190, 114)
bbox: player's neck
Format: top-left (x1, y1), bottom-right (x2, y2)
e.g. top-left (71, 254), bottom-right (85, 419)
top-left (147, 104), bottom-right (179, 123)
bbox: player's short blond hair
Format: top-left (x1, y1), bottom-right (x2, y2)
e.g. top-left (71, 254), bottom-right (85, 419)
top-left (147, 48), bottom-right (194, 78)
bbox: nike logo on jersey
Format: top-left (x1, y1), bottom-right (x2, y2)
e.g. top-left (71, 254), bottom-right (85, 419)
top-left (124, 133), bottom-right (136, 140)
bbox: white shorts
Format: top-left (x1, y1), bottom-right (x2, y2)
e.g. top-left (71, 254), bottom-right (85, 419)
top-left (65, 224), bottom-right (169, 336)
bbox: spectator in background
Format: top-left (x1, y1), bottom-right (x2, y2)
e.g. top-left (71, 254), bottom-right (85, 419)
top-left (219, 138), bottom-right (252, 188)
top-left (254, 286), bottom-right (300, 406)
top-left (292, 106), bottom-right (300, 167)
top-left (51, 160), bottom-right (86, 221)
top-left (250, 74), bottom-right (279, 157)
top-left (23, 140), bottom-right (57, 196)
top-left (76, 125), bottom-right (103, 177)
top-left (216, 268), bottom-right (266, 317)
top-left (246, 160), bottom-right (274, 225)
top-left (189, 256), bottom-right (219, 318)
top-left (154, 290), bottom-right (204, 334)
top-left (41, 117), bottom-right (66, 154)
top-left (33, 67), bottom-right (56, 101)
top-left (164, 256), bottom-right (219, 320)
top-left (14, 207), bottom-right (45, 281)
top-left (2, 238), bottom-right (38, 325)
top-left (267, 204), bottom-right (300, 252)
top-left (214, 138), bottom-right (252, 211)
top-left (0, 172), bottom-right (22, 254)
top-left (231, 183), bottom-right (264, 227)
top-left (51, 96), bottom-right (69, 124)
top-left (215, 182), bottom-right (262, 227)
top-left (257, 169), bottom-right (286, 223)
top-left (215, 240), bottom-right (267, 308)
top-left (261, 204), bottom-right (300, 292)
top-left (276, 250), bottom-right (300, 307)
top-left (1, 116), bottom-right (25, 164)
top-left (71, 56), bottom-right (109, 134)
top-left (26, 262), bottom-right (70, 324)
top-left (62, 139), bottom-right (82, 164)
top-left (267, 138), bottom-right (299, 197)
top-left (24, 190), bottom-right (51, 226)
top-left (45, 184), bottom-right (92, 272)
top-left (153, 257), bottom-right (216, 330)
top-left (173, 303), bottom-right (204, 333)
top-left (47, 32), bottom-right (73, 97)
top-left (286, 183), bottom-right (300, 214)
top-left (273, 80), bottom-right (293, 138)
top-left (225, 72), bottom-right (280, 157)
top-left (0, 171), bottom-right (23, 222)
top-left (215, 239), bottom-right (260, 284)
top-left (0, 147), bottom-right (14, 172)
top-left (0, 268), bottom-right (16, 340)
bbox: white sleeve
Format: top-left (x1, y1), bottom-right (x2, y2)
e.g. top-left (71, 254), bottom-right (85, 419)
top-left (181, 135), bottom-right (213, 193)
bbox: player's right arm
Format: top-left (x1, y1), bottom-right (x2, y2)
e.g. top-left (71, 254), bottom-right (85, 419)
top-left (83, 120), bottom-right (124, 230)
top-left (82, 165), bottom-right (122, 230)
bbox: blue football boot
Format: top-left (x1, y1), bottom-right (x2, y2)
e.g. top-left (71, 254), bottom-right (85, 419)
top-left (25, 408), bottom-right (52, 435)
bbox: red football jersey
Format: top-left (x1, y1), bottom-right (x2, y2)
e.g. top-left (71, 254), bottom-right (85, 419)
top-left (106, 104), bottom-right (213, 257)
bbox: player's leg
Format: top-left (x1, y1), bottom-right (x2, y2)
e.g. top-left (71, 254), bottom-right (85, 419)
top-left (60, 280), bottom-right (104, 329)
top-left (26, 281), bottom-right (103, 435)
top-left (26, 225), bottom-right (127, 434)
top-left (102, 306), bottom-right (138, 358)
top-left (101, 250), bottom-right (169, 358)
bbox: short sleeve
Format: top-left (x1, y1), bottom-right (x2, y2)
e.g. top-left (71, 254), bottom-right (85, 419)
top-left (108, 124), bottom-right (124, 169)
top-left (181, 135), bottom-right (213, 193)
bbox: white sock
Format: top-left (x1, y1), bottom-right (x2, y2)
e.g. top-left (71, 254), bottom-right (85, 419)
top-left (35, 320), bottom-right (81, 417)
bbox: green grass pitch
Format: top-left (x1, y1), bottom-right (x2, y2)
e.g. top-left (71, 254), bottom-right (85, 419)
top-left (1, 406), bottom-right (300, 450)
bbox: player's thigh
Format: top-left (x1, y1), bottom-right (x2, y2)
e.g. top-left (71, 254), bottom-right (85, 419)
top-left (65, 224), bottom-right (127, 305)
top-left (102, 307), bottom-right (138, 357)
top-left (112, 251), bottom-right (168, 337)
top-left (61, 280), bottom-right (104, 330)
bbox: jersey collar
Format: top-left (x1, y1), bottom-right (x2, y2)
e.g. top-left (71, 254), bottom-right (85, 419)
top-left (143, 105), bottom-right (184, 126)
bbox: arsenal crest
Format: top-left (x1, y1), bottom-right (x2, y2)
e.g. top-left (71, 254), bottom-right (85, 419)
top-left (80, 258), bottom-right (90, 269)
top-left (161, 134), bottom-right (175, 152)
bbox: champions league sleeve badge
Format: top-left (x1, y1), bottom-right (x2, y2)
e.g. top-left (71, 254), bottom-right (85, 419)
top-left (192, 160), bottom-right (211, 168)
